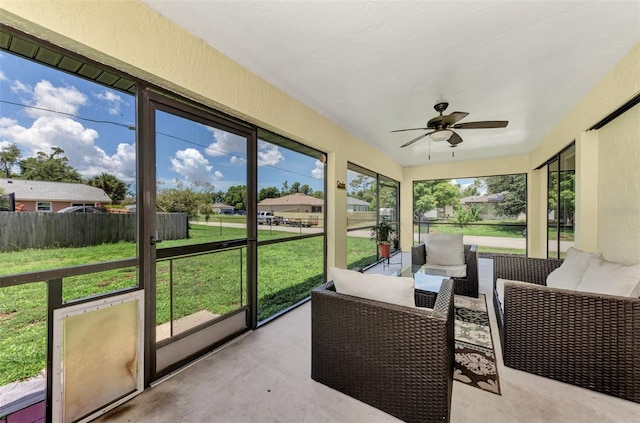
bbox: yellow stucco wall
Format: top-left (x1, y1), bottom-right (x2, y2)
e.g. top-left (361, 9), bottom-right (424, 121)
top-left (528, 43), bottom-right (640, 260)
top-left (596, 103), bottom-right (640, 264)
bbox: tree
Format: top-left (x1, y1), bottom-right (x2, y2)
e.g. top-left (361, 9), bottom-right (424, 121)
top-left (258, 186), bottom-right (280, 201)
top-left (413, 180), bottom-right (460, 215)
top-left (349, 174), bottom-right (376, 208)
top-left (289, 181), bottom-right (301, 194)
top-left (481, 174), bottom-right (526, 217)
top-left (0, 187), bottom-right (8, 211)
top-left (0, 143), bottom-right (21, 178)
top-left (19, 147), bottom-right (82, 182)
top-left (88, 173), bottom-right (129, 203)
top-left (212, 190), bottom-right (226, 204)
top-left (224, 185), bottom-right (246, 211)
top-left (299, 184), bottom-right (313, 195)
top-left (311, 191), bottom-right (324, 199)
top-left (548, 172), bottom-right (575, 224)
top-left (156, 180), bottom-right (216, 219)
top-left (459, 179), bottom-right (484, 198)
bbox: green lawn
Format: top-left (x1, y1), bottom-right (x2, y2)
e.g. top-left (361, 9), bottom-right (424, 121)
top-left (420, 221), bottom-right (526, 238)
top-left (0, 224), bottom-right (372, 385)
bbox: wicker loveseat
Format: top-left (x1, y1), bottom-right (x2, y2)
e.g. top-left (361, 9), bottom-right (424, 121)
top-left (412, 242), bottom-right (478, 297)
top-left (493, 254), bottom-right (640, 403)
top-left (311, 278), bottom-right (455, 423)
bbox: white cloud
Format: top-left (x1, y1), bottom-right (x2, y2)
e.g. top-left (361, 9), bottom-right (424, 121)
top-left (205, 127), bottom-right (246, 158)
top-left (0, 79), bottom-right (137, 183)
top-left (230, 155), bottom-right (246, 165)
top-left (80, 142), bottom-right (137, 183)
top-left (257, 140), bottom-right (284, 166)
top-left (26, 80), bottom-right (87, 118)
top-left (311, 159), bottom-right (324, 179)
top-left (0, 116), bottom-right (98, 157)
top-left (0, 71), bottom-right (8, 82)
top-left (170, 148), bottom-right (222, 183)
top-left (11, 80), bottom-right (30, 94)
top-left (95, 90), bottom-right (124, 116)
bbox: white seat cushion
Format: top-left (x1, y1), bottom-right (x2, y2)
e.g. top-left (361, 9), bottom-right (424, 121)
top-left (424, 233), bottom-right (465, 266)
top-left (330, 267), bottom-right (416, 308)
top-left (495, 278), bottom-right (523, 311)
top-left (546, 247), bottom-right (601, 290)
top-left (423, 263), bottom-right (466, 278)
top-left (576, 259), bottom-right (640, 297)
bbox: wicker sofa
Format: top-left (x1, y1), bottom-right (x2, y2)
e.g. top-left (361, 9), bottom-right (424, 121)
top-left (493, 254), bottom-right (640, 403)
top-left (311, 278), bottom-right (455, 423)
top-left (412, 242), bottom-right (478, 297)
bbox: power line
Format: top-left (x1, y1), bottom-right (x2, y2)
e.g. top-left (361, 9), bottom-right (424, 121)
top-left (2, 99), bottom-right (323, 184)
top-left (0, 99), bottom-right (135, 130)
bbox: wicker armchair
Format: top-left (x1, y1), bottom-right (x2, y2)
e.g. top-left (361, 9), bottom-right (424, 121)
top-left (311, 279), bottom-right (454, 423)
top-left (412, 243), bottom-right (478, 297)
top-left (493, 255), bottom-right (640, 403)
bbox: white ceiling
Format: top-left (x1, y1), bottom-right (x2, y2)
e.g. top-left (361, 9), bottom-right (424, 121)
top-left (141, 1), bottom-right (640, 167)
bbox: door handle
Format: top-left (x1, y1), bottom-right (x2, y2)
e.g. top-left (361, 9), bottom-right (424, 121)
top-left (150, 231), bottom-right (162, 245)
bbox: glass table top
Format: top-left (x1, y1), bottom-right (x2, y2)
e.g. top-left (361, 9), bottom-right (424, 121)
top-left (396, 265), bottom-right (449, 292)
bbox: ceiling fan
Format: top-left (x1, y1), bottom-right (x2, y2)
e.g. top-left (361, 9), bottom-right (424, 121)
top-left (391, 102), bottom-right (508, 151)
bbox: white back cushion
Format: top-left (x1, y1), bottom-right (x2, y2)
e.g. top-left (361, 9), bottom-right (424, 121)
top-left (577, 259), bottom-right (640, 297)
top-left (424, 233), bottom-right (465, 266)
top-left (330, 267), bottom-right (416, 308)
top-left (546, 247), bottom-right (601, 290)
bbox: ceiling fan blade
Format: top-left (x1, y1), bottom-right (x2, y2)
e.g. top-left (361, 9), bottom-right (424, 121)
top-left (442, 111), bottom-right (469, 125)
top-left (447, 131), bottom-right (464, 146)
top-left (390, 127), bottom-right (430, 133)
top-left (453, 120), bottom-right (509, 129)
top-left (400, 132), bottom-right (431, 148)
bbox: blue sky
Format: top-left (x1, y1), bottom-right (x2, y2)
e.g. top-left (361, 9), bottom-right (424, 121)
top-left (0, 51), bottom-right (324, 194)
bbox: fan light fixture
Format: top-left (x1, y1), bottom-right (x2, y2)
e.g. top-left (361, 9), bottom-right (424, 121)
top-left (430, 129), bottom-right (453, 142)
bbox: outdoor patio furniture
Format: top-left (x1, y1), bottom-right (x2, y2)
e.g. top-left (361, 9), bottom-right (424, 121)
top-left (411, 241), bottom-right (479, 297)
top-left (311, 278), bottom-right (455, 423)
top-left (493, 254), bottom-right (640, 403)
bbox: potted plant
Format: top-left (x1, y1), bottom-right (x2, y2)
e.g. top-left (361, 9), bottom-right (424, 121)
top-left (370, 219), bottom-right (395, 258)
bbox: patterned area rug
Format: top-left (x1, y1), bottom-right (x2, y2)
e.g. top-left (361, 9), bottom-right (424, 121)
top-left (453, 294), bottom-right (501, 395)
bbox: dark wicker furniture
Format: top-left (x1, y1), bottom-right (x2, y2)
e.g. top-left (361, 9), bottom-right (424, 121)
top-left (493, 254), bottom-right (640, 403)
top-left (311, 279), bottom-right (455, 423)
top-left (412, 243), bottom-right (479, 297)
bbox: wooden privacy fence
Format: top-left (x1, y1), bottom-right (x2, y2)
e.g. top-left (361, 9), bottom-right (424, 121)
top-left (0, 212), bottom-right (188, 252)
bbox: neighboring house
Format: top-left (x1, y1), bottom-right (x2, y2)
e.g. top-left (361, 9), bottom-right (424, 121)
top-left (460, 191), bottom-right (513, 220)
top-left (211, 203), bottom-right (235, 213)
top-left (258, 193), bottom-right (323, 213)
top-left (460, 192), bottom-right (507, 205)
top-left (346, 196), bottom-right (370, 212)
top-left (0, 179), bottom-right (112, 212)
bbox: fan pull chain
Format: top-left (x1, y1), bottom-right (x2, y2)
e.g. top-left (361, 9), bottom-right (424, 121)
top-left (428, 139), bottom-right (431, 160)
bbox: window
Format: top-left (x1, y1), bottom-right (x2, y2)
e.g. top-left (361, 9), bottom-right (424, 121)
top-left (0, 30), bottom-right (138, 393)
top-left (346, 163), bottom-right (399, 270)
top-left (36, 202), bottom-right (52, 212)
top-left (256, 129), bottom-right (326, 322)
top-left (547, 143), bottom-right (575, 259)
top-left (413, 175), bottom-right (527, 255)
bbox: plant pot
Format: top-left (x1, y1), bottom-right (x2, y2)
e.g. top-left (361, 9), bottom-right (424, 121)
top-left (378, 244), bottom-right (391, 258)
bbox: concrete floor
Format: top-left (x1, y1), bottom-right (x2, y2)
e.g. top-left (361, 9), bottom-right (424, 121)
top-left (96, 255), bottom-right (640, 423)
